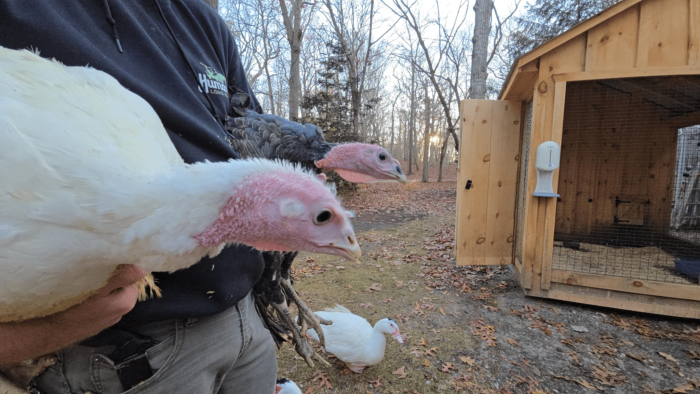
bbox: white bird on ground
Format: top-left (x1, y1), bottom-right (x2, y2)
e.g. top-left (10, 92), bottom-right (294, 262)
top-left (275, 378), bottom-right (302, 394)
top-left (307, 305), bottom-right (403, 373)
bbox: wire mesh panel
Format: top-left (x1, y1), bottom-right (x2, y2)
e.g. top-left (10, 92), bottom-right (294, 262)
top-left (515, 101), bottom-right (533, 263)
top-left (552, 76), bottom-right (700, 285)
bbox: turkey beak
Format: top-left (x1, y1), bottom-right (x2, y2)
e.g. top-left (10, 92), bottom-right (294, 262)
top-left (333, 234), bottom-right (362, 262)
top-left (392, 160), bottom-right (407, 183)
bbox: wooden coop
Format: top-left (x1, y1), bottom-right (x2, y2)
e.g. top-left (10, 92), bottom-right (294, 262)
top-left (455, 0), bottom-right (700, 318)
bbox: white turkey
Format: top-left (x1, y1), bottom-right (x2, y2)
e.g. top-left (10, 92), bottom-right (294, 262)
top-left (225, 108), bottom-right (405, 367)
top-left (0, 47), bottom-right (360, 392)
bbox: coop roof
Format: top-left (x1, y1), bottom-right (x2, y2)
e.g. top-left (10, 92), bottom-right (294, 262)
top-left (499, 0), bottom-right (643, 100)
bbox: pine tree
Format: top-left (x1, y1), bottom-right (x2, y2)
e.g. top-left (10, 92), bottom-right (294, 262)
top-left (506, 0), bottom-right (621, 62)
top-left (300, 42), bottom-right (359, 143)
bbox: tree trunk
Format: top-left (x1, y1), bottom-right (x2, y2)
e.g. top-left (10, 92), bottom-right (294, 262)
top-left (256, 0), bottom-right (276, 115)
top-left (438, 132), bottom-right (449, 182)
top-left (422, 80), bottom-right (431, 183)
top-left (407, 64), bottom-right (417, 175)
top-left (402, 118), bottom-right (408, 161)
top-left (350, 76), bottom-right (361, 139)
top-left (390, 102), bottom-right (396, 155)
top-left (469, 0), bottom-right (493, 99)
top-left (203, 0), bottom-right (218, 11)
top-left (279, 0), bottom-right (304, 120)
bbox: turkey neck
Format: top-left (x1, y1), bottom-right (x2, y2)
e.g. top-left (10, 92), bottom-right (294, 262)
top-left (122, 160), bottom-right (259, 273)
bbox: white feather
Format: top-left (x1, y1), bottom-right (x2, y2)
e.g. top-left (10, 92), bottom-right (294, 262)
top-left (0, 47), bottom-right (328, 322)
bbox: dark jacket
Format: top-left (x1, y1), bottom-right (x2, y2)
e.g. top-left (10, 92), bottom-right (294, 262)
top-left (0, 0), bottom-right (265, 326)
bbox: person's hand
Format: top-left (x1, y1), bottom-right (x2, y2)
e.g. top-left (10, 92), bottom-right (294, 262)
top-left (0, 265), bottom-right (147, 364)
top-left (47, 265), bottom-right (147, 335)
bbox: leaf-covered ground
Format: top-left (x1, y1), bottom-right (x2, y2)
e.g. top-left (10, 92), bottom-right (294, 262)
top-left (276, 171), bottom-right (700, 394)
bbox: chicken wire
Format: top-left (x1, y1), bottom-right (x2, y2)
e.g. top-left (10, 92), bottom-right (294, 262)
top-left (515, 101), bottom-right (533, 263)
top-left (551, 76), bottom-right (700, 285)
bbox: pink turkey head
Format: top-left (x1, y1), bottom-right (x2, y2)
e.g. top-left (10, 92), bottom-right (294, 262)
top-left (315, 143), bottom-right (407, 183)
top-left (196, 168), bottom-right (361, 261)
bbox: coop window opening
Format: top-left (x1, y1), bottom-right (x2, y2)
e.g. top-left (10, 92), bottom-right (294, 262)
top-left (552, 75), bottom-right (700, 285)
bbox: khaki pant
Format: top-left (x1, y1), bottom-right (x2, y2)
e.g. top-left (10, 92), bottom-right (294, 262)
top-left (32, 293), bottom-right (277, 394)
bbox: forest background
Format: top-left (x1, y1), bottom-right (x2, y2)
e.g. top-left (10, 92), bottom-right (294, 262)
top-left (206, 0), bottom-right (620, 181)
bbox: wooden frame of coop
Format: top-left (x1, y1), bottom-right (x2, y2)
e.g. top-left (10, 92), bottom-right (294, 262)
top-left (456, 0), bottom-right (700, 319)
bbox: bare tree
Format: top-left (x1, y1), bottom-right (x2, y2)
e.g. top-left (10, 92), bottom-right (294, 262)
top-left (279, 0), bottom-right (318, 119)
top-left (421, 79), bottom-right (432, 182)
top-left (386, 0), bottom-right (464, 157)
top-left (469, 0), bottom-right (492, 99)
top-left (322, 0), bottom-right (376, 137)
top-left (407, 61), bottom-right (418, 175)
top-left (256, 0), bottom-right (283, 115)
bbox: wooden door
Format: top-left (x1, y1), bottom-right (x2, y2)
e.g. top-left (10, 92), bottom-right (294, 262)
top-left (456, 100), bottom-right (522, 265)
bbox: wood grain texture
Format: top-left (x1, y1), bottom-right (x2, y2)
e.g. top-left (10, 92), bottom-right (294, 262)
top-left (544, 284), bottom-right (700, 319)
top-left (585, 4), bottom-right (640, 71)
top-left (540, 82), bottom-right (567, 290)
top-left (456, 100), bottom-right (521, 266)
top-left (456, 101), bottom-right (492, 265)
top-left (637, 0), bottom-right (689, 68)
top-left (485, 102), bottom-right (522, 265)
top-left (550, 270), bottom-right (700, 302)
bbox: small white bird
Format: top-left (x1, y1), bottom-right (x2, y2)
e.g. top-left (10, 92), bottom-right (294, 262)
top-left (275, 378), bottom-right (302, 394)
top-left (307, 305), bottom-right (403, 373)
top-left (0, 46), bottom-right (361, 323)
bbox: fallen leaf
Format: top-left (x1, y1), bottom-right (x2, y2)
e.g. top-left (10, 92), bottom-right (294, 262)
top-left (439, 307), bottom-right (446, 316)
top-left (551, 374), bottom-right (600, 391)
top-left (568, 351), bottom-right (579, 364)
top-left (669, 383), bottom-right (695, 393)
top-left (620, 340), bottom-right (635, 347)
top-left (395, 280), bottom-right (407, 288)
top-left (440, 362), bottom-right (456, 373)
top-left (660, 352), bottom-right (678, 363)
top-left (419, 338), bottom-right (430, 347)
top-left (625, 352), bottom-right (648, 364)
top-left (312, 371), bottom-right (333, 389)
top-left (425, 347), bottom-right (438, 357)
top-left (392, 366), bottom-right (408, 379)
top-left (688, 350), bottom-right (700, 360)
top-left (507, 338), bottom-right (520, 346)
top-left (365, 283), bottom-right (382, 292)
top-left (304, 385), bottom-right (318, 394)
top-left (423, 358), bottom-right (430, 367)
top-left (369, 376), bottom-right (383, 388)
top-left (460, 356), bottom-right (476, 366)
top-left (410, 347), bottom-right (424, 357)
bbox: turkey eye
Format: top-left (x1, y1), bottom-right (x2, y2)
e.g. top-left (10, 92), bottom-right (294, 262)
top-left (314, 210), bottom-right (332, 225)
top-left (378, 153), bottom-right (387, 161)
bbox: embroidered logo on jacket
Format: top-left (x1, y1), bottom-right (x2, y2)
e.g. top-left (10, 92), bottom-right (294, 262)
top-left (198, 63), bottom-right (228, 97)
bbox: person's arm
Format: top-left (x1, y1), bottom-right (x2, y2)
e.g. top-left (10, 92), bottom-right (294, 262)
top-left (0, 265), bottom-right (146, 364)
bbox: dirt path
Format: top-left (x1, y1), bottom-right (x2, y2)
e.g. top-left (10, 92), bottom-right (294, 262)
top-left (276, 181), bottom-right (700, 394)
